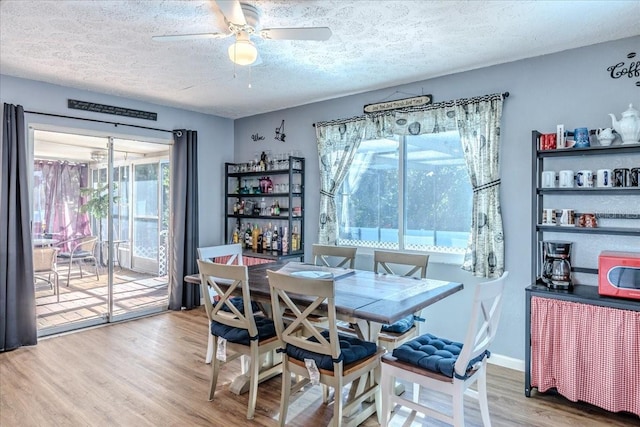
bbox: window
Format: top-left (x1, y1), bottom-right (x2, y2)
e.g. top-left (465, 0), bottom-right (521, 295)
top-left (336, 131), bottom-right (472, 253)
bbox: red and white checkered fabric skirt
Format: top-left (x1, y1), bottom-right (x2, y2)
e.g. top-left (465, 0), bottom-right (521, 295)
top-left (213, 255), bottom-right (274, 266)
top-left (530, 296), bottom-right (640, 416)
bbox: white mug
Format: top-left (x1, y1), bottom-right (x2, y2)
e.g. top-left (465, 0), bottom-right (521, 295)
top-left (576, 170), bottom-right (594, 188)
top-left (558, 209), bottom-right (575, 226)
top-left (542, 208), bottom-right (556, 225)
top-left (597, 169), bottom-right (613, 188)
top-left (559, 170), bottom-right (574, 188)
top-left (541, 171), bottom-right (556, 188)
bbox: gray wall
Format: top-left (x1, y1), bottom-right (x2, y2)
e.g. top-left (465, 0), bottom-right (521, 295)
top-left (0, 74), bottom-right (234, 246)
top-left (233, 35), bottom-right (640, 363)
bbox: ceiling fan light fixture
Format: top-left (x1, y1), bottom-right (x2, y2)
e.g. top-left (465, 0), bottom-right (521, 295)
top-left (228, 39), bottom-right (258, 66)
top-left (91, 151), bottom-right (106, 162)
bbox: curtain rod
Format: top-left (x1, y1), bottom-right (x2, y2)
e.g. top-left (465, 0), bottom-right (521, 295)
top-left (24, 110), bottom-right (173, 133)
top-left (312, 91), bottom-right (510, 127)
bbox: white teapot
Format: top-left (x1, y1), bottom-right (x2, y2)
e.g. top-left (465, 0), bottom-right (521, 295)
top-left (596, 127), bottom-right (615, 146)
top-left (609, 104), bottom-right (640, 144)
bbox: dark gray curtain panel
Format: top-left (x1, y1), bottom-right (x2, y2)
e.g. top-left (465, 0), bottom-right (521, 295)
top-left (1, 103), bottom-right (37, 352)
top-left (168, 129), bottom-right (199, 310)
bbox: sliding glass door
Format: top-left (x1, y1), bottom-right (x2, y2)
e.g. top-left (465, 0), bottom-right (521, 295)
top-left (31, 129), bottom-right (172, 335)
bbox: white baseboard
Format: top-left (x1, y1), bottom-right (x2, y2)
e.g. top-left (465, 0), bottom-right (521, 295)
top-left (487, 353), bottom-right (525, 372)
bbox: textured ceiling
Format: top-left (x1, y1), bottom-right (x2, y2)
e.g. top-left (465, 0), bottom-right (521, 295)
top-left (1, 0), bottom-right (639, 119)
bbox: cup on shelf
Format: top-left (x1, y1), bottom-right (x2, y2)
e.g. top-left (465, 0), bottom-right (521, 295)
top-left (613, 168), bottom-right (630, 187)
top-left (558, 209), bottom-right (575, 226)
top-left (573, 128), bottom-right (590, 148)
top-left (541, 171), bottom-right (556, 188)
top-left (576, 170), bottom-right (594, 188)
top-left (540, 133), bottom-right (557, 150)
top-left (558, 170), bottom-right (574, 188)
top-left (577, 213), bottom-right (598, 228)
top-left (596, 169), bottom-right (613, 188)
top-left (631, 167), bottom-right (640, 187)
top-left (542, 208), bottom-right (556, 225)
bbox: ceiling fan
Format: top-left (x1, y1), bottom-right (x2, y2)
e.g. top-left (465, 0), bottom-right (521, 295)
top-left (152, 0), bottom-right (332, 66)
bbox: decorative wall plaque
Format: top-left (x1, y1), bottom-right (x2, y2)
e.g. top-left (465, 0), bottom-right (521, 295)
top-left (364, 95), bottom-right (433, 113)
top-left (68, 99), bottom-right (158, 121)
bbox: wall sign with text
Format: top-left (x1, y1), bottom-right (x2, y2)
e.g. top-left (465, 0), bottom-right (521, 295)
top-left (68, 99), bottom-right (158, 121)
top-left (364, 95), bottom-right (432, 113)
top-left (607, 52), bottom-right (639, 88)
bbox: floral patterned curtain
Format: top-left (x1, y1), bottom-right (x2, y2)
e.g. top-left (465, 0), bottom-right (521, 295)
top-left (315, 118), bottom-right (366, 245)
top-left (315, 93), bottom-right (505, 277)
top-left (454, 94), bottom-right (505, 278)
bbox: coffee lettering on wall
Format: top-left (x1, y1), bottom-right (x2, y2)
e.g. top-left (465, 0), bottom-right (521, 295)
top-left (606, 52), bottom-right (640, 87)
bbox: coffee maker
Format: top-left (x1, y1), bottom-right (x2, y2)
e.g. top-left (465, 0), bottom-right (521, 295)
top-left (541, 241), bottom-right (573, 290)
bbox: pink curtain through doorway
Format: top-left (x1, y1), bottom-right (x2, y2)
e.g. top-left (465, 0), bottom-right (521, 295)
top-left (33, 160), bottom-right (92, 250)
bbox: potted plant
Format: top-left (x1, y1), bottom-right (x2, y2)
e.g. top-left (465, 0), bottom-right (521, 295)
top-left (80, 183), bottom-right (118, 264)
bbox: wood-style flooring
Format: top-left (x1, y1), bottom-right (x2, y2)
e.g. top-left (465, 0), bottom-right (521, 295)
top-left (1, 308), bottom-right (638, 426)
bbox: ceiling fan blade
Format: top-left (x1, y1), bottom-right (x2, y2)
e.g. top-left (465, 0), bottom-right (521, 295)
top-left (260, 27), bottom-right (332, 41)
top-left (152, 32), bottom-right (230, 41)
top-left (216, 0), bottom-right (246, 25)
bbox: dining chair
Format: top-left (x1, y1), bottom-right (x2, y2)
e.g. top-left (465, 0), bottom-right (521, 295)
top-left (373, 250), bottom-right (430, 352)
top-left (197, 259), bottom-right (281, 420)
top-left (379, 271), bottom-right (509, 427)
top-left (33, 246), bottom-right (60, 302)
top-left (312, 244), bottom-right (357, 269)
top-left (197, 243), bottom-right (245, 364)
top-left (56, 236), bottom-right (99, 286)
top-left (267, 269), bottom-right (385, 427)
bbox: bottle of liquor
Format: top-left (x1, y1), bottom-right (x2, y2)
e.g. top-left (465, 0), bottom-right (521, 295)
top-left (272, 226), bottom-right (279, 255)
top-left (232, 225), bottom-right (239, 244)
top-left (257, 227), bottom-right (264, 253)
top-left (291, 226), bottom-right (299, 252)
top-left (260, 197), bottom-right (267, 216)
top-left (265, 223), bottom-right (272, 251)
top-left (244, 223), bottom-right (252, 249)
top-left (282, 226), bottom-right (289, 254)
top-left (275, 199), bottom-right (280, 216)
top-left (252, 224), bottom-right (259, 252)
top-left (260, 151), bottom-right (267, 171)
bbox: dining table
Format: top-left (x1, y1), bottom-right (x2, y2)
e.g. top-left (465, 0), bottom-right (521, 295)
top-left (186, 260), bottom-right (463, 422)
top-left (186, 260), bottom-right (463, 342)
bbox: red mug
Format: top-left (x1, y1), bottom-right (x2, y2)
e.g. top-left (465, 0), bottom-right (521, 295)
top-left (540, 134), bottom-right (557, 150)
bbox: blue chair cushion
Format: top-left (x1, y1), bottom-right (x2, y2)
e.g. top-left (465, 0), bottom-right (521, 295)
top-left (216, 296), bottom-right (261, 314)
top-left (285, 330), bottom-right (377, 371)
top-left (210, 315), bottom-right (276, 345)
top-left (381, 314), bottom-right (415, 334)
top-left (392, 333), bottom-right (489, 379)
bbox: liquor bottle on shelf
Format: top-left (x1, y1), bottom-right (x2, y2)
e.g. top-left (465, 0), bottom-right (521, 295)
top-left (272, 227), bottom-right (279, 255)
top-left (260, 198), bottom-right (267, 216)
top-left (252, 224), bottom-right (259, 252)
top-left (282, 226), bottom-right (289, 254)
top-left (291, 226), bottom-right (299, 252)
top-left (232, 225), bottom-right (239, 244)
top-left (265, 223), bottom-right (272, 250)
top-left (244, 223), bottom-right (252, 250)
top-left (257, 228), bottom-right (264, 253)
